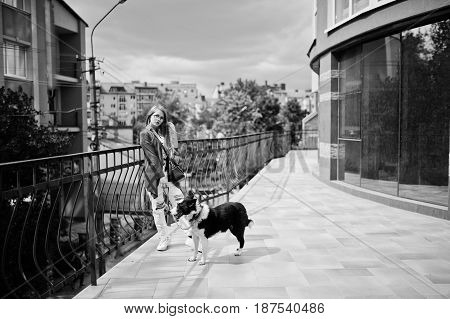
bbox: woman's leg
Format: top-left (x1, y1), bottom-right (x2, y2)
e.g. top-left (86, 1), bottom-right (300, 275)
top-left (147, 183), bottom-right (169, 250)
top-left (166, 182), bottom-right (184, 214)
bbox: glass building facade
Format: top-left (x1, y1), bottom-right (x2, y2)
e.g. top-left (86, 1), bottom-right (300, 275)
top-left (337, 20), bottom-right (450, 206)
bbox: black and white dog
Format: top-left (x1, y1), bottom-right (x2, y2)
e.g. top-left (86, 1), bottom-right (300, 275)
top-left (174, 191), bottom-right (254, 265)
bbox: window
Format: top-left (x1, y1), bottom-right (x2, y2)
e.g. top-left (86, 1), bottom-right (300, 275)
top-left (353, 0), bottom-right (369, 13)
top-left (2, 0), bottom-right (31, 12)
top-left (119, 95), bottom-right (126, 102)
top-left (3, 42), bottom-right (27, 78)
top-left (119, 103), bottom-right (126, 110)
top-left (111, 104), bottom-right (116, 108)
top-left (331, 0), bottom-right (396, 28)
top-left (335, 0), bottom-right (350, 23)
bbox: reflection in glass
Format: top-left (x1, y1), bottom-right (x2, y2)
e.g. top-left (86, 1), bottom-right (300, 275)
top-left (335, 15), bottom-right (449, 207)
top-left (400, 21), bottom-right (449, 206)
top-left (360, 36), bottom-right (400, 195)
top-left (338, 46), bottom-right (361, 186)
top-left (339, 46), bottom-right (361, 139)
top-left (338, 140), bottom-right (361, 186)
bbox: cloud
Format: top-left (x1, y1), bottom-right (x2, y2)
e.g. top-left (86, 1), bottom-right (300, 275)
top-left (66, 0), bottom-right (313, 95)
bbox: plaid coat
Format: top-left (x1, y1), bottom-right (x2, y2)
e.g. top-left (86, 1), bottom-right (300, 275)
top-left (140, 123), bottom-right (178, 199)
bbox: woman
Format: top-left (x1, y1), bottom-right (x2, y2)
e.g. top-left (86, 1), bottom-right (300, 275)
top-left (140, 104), bottom-right (184, 251)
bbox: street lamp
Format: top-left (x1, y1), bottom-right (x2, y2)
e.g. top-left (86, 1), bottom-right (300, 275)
top-left (89, 0), bottom-right (128, 151)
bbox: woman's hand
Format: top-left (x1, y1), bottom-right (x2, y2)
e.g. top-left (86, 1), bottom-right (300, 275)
top-left (172, 154), bottom-right (182, 165)
top-left (171, 149), bottom-right (182, 165)
top-left (159, 175), bottom-right (168, 185)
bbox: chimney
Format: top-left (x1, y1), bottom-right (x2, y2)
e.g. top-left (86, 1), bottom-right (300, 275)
top-left (280, 83), bottom-right (286, 90)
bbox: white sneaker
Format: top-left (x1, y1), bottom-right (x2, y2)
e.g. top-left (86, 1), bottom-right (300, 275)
top-left (157, 236), bottom-right (170, 251)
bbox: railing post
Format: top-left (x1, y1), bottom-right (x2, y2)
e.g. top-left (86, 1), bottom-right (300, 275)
top-left (225, 139), bottom-right (231, 203)
top-left (93, 154), bottom-right (106, 276)
top-left (244, 136), bottom-right (248, 184)
top-left (84, 155), bottom-right (97, 286)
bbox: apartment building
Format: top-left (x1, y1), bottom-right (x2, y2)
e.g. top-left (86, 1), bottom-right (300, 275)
top-left (308, 0), bottom-right (449, 216)
top-left (93, 81), bottom-right (204, 127)
top-left (0, 0), bottom-right (88, 153)
top-left (98, 83), bottom-right (136, 126)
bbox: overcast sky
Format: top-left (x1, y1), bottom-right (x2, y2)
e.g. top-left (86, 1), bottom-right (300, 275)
top-left (65, 0), bottom-right (313, 97)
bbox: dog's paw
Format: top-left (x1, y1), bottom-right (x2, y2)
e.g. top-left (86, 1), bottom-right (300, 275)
top-left (234, 248), bottom-right (242, 256)
top-left (188, 257), bottom-right (197, 262)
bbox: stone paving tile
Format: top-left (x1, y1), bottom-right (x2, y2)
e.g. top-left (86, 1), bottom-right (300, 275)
top-left (207, 287), bottom-right (236, 298)
top-left (74, 150), bottom-right (450, 299)
top-left (256, 275), bottom-right (309, 288)
top-left (74, 283), bottom-right (108, 298)
top-left (153, 277), bottom-right (209, 299)
top-left (387, 281), bottom-right (425, 298)
top-left (103, 261), bottom-right (142, 279)
top-left (291, 254), bottom-right (343, 269)
top-left (208, 264), bottom-right (258, 288)
top-left (301, 269), bottom-right (333, 285)
top-left (99, 288), bottom-right (157, 299)
top-left (96, 278), bottom-right (159, 299)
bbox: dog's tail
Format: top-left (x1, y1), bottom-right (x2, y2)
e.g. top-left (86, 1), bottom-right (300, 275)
top-left (247, 219), bottom-right (254, 229)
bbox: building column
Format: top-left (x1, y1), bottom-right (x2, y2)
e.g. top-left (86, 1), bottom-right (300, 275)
top-left (0, 4), bottom-right (4, 88)
top-left (318, 52), bottom-right (342, 181)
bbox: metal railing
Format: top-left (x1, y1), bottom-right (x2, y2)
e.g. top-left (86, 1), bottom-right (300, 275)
top-left (294, 129), bottom-right (318, 150)
top-left (0, 131), bottom-right (292, 298)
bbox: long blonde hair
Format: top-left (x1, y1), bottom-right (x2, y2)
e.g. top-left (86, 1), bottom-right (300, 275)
top-left (146, 104), bottom-right (171, 148)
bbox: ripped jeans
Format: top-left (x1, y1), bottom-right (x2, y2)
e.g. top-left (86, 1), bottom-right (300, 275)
top-left (147, 178), bottom-right (184, 238)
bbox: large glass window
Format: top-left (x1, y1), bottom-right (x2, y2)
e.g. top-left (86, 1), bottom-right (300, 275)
top-left (400, 21), bottom-right (449, 206)
top-left (339, 46), bottom-right (361, 139)
top-left (338, 46), bottom-right (362, 186)
top-left (3, 42), bottom-right (27, 78)
top-left (360, 35), bottom-right (400, 195)
top-left (336, 19), bottom-right (449, 206)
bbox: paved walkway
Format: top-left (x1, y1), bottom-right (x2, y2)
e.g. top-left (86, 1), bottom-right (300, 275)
top-left (75, 150), bottom-right (450, 299)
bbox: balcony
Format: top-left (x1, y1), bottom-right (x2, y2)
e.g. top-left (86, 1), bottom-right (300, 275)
top-left (0, 131), bottom-right (295, 298)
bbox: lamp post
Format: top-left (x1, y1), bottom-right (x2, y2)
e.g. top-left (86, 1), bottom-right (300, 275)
top-left (89, 0), bottom-right (128, 151)
top-left (87, 0), bottom-right (128, 286)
